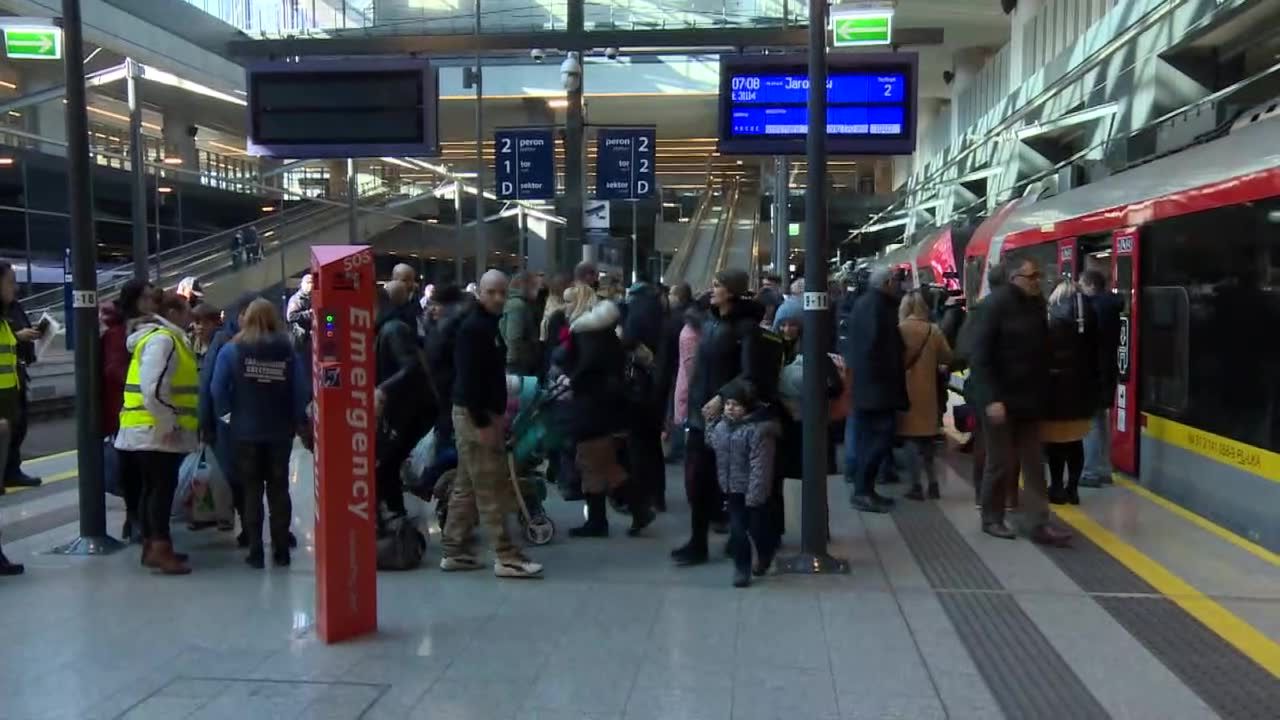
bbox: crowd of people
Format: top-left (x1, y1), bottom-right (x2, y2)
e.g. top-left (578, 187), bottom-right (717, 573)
top-left (0, 250), bottom-right (1121, 585)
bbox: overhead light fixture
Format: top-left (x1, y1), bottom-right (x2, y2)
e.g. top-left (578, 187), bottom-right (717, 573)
top-left (157, 186), bottom-right (173, 194)
top-left (546, 98), bottom-right (569, 109)
top-left (261, 205), bottom-right (276, 211)
top-left (0, 158), bottom-right (14, 166)
top-left (162, 157), bottom-right (183, 165)
top-left (137, 64), bottom-right (246, 106)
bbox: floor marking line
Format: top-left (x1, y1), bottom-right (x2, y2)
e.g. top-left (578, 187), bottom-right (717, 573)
top-left (1054, 504), bottom-right (1280, 679)
top-left (24, 449), bottom-right (76, 464)
top-left (2, 469), bottom-right (77, 495)
top-left (1113, 475), bottom-right (1279, 568)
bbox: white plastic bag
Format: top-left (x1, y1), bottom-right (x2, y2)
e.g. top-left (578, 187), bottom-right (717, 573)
top-left (174, 447), bottom-right (233, 523)
top-left (403, 430), bottom-right (437, 488)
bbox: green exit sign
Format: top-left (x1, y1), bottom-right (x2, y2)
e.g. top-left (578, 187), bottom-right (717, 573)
top-left (3, 26), bottom-right (62, 60)
top-left (831, 11), bottom-right (893, 47)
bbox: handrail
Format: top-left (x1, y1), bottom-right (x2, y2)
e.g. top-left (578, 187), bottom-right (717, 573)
top-left (710, 180), bottom-right (741, 282)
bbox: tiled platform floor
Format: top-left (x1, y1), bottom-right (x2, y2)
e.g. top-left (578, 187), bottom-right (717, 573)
top-left (0, 448), bottom-right (1276, 720)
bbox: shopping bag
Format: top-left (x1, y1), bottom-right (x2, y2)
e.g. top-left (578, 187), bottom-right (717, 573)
top-left (200, 450), bottom-right (235, 524)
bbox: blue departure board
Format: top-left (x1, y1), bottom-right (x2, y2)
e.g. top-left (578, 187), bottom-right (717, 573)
top-left (718, 54), bottom-right (917, 155)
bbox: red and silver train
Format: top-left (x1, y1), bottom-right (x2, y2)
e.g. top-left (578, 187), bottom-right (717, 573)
top-left (889, 111), bottom-right (1280, 550)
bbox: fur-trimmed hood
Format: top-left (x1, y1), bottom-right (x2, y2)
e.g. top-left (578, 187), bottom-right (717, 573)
top-left (570, 299), bottom-right (621, 333)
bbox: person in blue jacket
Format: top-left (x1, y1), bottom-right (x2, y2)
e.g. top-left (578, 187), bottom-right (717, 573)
top-left (210, 298), bottom-right (308, 568)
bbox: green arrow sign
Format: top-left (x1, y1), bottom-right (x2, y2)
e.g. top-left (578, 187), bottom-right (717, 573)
top-left (3, 27), bottom-right (62, 60)
top-left (831, 13), bottom-right (892, 47)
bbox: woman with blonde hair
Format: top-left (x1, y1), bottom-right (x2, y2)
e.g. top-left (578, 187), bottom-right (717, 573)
top-left (1041, 278), bottom-right (1103, 505)
top-left (210, 298), bottom-right (308, 568)
top-left (897, 290), bottom-right (952, 501)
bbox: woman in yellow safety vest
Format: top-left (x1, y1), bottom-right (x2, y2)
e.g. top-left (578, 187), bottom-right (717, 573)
top-left (0, 262), bottom-right (37, 576)
top-left (113, 290), bottom-right (200, 575)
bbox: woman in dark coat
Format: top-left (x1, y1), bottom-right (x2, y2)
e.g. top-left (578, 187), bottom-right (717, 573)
top-left (561, 298), bottom-right (655, 537)
top-left (1042, 280), bottom-right (1103, 505)
top-left (672, 269), bottom-right (766, 567)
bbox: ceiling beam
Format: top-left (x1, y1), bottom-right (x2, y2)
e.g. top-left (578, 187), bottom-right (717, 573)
top-left (226, 27), bottom-right (943, 58)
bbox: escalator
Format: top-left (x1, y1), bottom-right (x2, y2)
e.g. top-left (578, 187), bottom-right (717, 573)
top-left (664, 181), bottom-right (737, 292)
top-left (717, 186), bottom-right (760, 279)
top-left (24, 190), bottom-right (436, 316)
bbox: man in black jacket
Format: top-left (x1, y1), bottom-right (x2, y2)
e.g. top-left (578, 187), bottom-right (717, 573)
top-left (375, 281), bottom-right (433, 517)
top-left (845, 266), bottom-right (907, 513)
top-left (971, 259), bottom-right (1071, 546)
top-left (440, 270), bottom-right (543, 579)
top-left (1080, 269), bottom-right (1122, 487)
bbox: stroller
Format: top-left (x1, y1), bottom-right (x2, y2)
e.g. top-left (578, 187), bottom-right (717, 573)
top-left (433, 376), bottom-right (569, 545)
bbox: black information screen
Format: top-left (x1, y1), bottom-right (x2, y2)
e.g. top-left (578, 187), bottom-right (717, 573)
top-left (718, 54), bottom-right (917, 155)
top-left (247, 59), bottom-right (438, 158)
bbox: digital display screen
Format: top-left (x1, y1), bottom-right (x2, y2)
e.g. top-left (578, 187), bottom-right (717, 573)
top-left (247, 59), bottom-right (439, 158)
top-left (718, 54), bottom-right (917, 155)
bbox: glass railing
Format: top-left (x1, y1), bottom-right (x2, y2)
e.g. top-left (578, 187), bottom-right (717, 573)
top-left (186, 0), bottom-right (798, 37)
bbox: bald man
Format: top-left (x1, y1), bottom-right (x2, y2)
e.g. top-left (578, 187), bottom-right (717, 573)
top-left (374, 279), bottom-right (433, 517)
top-left (391, 263), bottom-right (418, 292)
top-left (441, 269), bottom-right (543, 578)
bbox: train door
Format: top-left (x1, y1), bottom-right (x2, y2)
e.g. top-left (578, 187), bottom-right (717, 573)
top-left (1111, 227), bottom-right (1140, 475)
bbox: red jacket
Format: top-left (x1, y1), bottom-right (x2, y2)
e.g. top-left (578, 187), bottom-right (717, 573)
top-left (99, 302), bottom-right (129, 437)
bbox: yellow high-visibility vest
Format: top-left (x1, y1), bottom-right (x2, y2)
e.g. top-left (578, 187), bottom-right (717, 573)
top-left (119, 327), bottom-right (199, 431)
top-left (0, 320), bottom-right (18, 391)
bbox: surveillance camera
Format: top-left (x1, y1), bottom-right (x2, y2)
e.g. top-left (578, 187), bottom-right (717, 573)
top-left (604, 47), bottom-right (620, 60)
top-left (560, 52), bottom-right (583, 92)
top-left (531, 48), bottom-right (546, 63)
top-left (943, 70), bottom-right (955, 86)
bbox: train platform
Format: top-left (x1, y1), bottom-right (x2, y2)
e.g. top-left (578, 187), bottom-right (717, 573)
top-left (0, 448), bottom-right (1277, 720)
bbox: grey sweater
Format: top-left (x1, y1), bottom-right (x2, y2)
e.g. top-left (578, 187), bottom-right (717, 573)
top-left (708, 412), bottom-right (780, 507)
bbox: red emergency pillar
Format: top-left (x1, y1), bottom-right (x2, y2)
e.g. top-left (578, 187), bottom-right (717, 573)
top-left (310, 245), bottom-right (378, 644)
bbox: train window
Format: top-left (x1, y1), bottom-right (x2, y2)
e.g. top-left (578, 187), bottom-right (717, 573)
top-left (1002, 242), bottom-right (1060, 296)
top-left (1140, 199), bottom-right (1280, 452)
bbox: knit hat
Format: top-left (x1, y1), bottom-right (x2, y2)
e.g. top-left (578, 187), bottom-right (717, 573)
top-left (773, 296), bottom-right (803, 330)
top-left (719, 378), bottom-right (757, 407)
top-left (715, 268), bottom-right (750, 298)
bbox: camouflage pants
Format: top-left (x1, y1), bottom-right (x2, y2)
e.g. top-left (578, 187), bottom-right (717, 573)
top-left (442, 408), bottom-right (519, 561)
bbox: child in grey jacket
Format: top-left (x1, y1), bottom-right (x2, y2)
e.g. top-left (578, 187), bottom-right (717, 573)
top-left (708, 380), bottom-right (780, 587)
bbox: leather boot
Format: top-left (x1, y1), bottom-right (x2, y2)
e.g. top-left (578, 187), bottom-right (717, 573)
top-left (569, 494), bottom-right (609, 538)
top-left (148, 540), bottom-right (191, 575)
top-left (0, 537), bottom-right (23, 576)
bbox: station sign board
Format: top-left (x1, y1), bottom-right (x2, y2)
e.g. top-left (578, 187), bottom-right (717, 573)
top-left (311, 245), bottom-right (378, 644)
top-left (595, 127), bottom-right (656, 200)
top-left (495, 128), bottom-right (555, 200)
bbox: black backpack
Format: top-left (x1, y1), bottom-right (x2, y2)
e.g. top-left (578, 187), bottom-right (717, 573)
top-left (751, 326), bottom-right (786, 402)
top-left (376, 514), bottom-right (427, 571)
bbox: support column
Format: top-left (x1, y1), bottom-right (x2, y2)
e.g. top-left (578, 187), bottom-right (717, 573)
top-left (472, 0), bottom-right (486, 279)
top-left (565, 0), bottom-right (586, 264)
top-left (20, 62), bottom-right (67, 156)
top-left (1008, 0), bottom-right (1043, 88)
top-left (126, 59), bottom-right (148, 277)
top-left (949, 48), bottom-right (988, 147)
top-left (161, 107), bottom-right (199, 172)
top-left (772, 156), bottom-right (789, 288)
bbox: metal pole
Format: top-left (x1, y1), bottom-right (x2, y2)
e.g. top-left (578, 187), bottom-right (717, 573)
top-left (153, 180), bottom-right (161, 278)
top-left (53, 0), bottom-right (121, 556)
top-left (127, 58), bottom-right (147, 280)
top-left (779, 0), bottom-right (846, 575)
top-left (472, 0), bottom-right (486, 279)
top-left (566, 0), bottom-right (585, 263)
top-left (454, 181), bottom-right (464, 282)
top-left (773, 156), bottom-right (789, 289)
top-left (630, 200), bottom-right (638, 284)
top-left (21, 160), bottom-right (32, 296)
top-left (347, 157), bottom-right (358, 243)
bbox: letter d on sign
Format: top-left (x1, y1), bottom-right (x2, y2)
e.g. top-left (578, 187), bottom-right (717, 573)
top-left (310, 245), bottom-right (379, 644)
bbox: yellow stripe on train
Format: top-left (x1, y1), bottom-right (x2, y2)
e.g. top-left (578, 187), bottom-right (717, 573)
top-left (1142, 414), bottom-right (1280, 484)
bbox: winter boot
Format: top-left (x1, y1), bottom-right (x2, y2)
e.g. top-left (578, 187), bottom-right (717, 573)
top-left (0, 536), bottom-right (23, 576)
top-left (569, 494), bottom-right (609, 538)
top-left (148, 541), bottom-right (191, 575)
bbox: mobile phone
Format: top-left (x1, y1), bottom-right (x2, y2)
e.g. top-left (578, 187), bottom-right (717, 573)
top-left (36, 317), bottom-right (50, 333)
